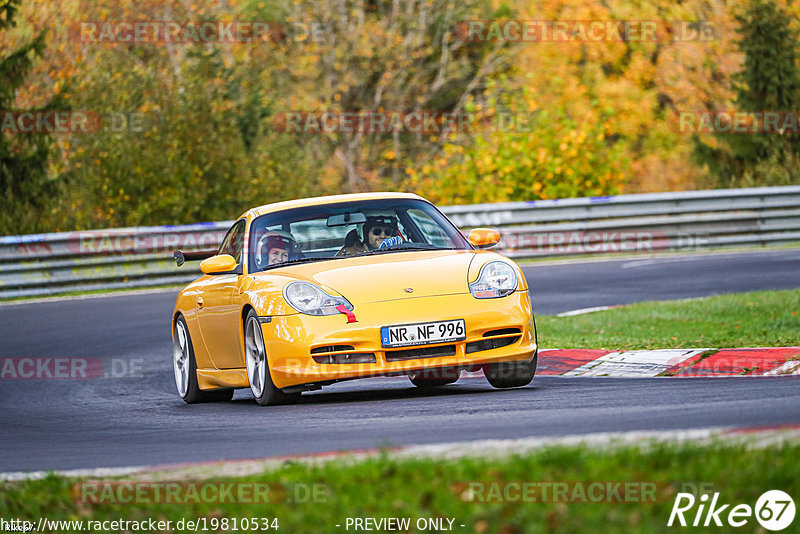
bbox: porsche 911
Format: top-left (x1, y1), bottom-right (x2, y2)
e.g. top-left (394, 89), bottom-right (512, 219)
top-left (172, 192), bottom-right (537, 405)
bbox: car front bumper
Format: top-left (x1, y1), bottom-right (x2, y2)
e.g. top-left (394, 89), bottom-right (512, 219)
top-left (262, 290), bottom-right (536, 389)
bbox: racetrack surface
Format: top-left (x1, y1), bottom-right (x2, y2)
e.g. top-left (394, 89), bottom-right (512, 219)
top-left (1, 248), bottom-right (799, 473)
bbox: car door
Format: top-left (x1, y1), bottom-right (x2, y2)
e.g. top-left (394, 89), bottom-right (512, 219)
top-left (195, 219), bottom-right (247, 369)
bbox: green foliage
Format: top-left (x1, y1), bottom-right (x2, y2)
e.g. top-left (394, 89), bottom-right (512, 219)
top-left (243, 0), bottom-right (515, 193)
top-left (0, 0), bottom-right (58, 235)
top-left (6, 0), bottom-right (512, 233)
top-left (54, 1), bottom-right (320, 230)
top-left (3, 0), bottom-right (800, 235)
top-left (408, 79), bottom-right (628, 204)
top-left (694, 0), bottom-right (800, 187)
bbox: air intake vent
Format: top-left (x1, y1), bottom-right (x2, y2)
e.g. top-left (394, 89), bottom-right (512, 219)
top-left (385, 345), bottom-right (456, 361)
top-left (312, 353), bottom-right (376, 364)
top-left (483, 328), bottom-right (521, 338)
top-left (466, 335), bottom-right (520, 354)
top-left (311, 345), bottom-right (355, 354)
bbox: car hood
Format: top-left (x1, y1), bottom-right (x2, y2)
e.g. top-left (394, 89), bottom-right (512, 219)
top-left (260, 250), bottom-right (478, 304)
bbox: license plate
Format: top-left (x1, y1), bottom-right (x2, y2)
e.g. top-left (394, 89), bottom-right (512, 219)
top-left (381, 319), bottom-right (466, 348)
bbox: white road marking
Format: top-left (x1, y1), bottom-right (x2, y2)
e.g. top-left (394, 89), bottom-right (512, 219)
top-left (556, 306), bottom-right (613, 317)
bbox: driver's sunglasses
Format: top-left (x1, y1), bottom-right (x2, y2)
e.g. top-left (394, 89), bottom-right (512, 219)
top-left (370, 226), bottom-right (395, 237)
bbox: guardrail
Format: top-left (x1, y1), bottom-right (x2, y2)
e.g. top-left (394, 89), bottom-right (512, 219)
top-left (1, 185), bottom-right (799, 298)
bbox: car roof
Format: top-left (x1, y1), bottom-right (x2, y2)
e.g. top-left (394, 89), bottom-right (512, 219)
top-left (247, 192), bottom-right (426, 218)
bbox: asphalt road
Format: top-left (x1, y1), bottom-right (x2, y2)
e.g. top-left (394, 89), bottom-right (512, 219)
top-left (1, 249), bottom-right (799, 473)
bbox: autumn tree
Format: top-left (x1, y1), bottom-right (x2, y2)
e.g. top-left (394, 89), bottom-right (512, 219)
top-left (5, 0), bottom-right (798, 234)
top-left (0, 0), bottom-right (62, 234)
top-left (694, 0), bottom-right (800, 186)
top-left (407, 77), bottom-right (628, 204)
top-left (54, 0), bottom-right (310, 230)
top-left (244, 0), bottom-right (514, 193)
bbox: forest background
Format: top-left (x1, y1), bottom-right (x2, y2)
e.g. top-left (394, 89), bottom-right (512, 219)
top-left (1, 0), bottom-right (799, 235)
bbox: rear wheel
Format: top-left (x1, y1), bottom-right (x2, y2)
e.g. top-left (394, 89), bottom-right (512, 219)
top-left (409, 367), bottom-right (460, 387)
top-left (244, 310), bottom-right (300, 406)
top-left (484, 351), bottom-right (538, 389)
top-left (173, 316), bottom-right (234, 403)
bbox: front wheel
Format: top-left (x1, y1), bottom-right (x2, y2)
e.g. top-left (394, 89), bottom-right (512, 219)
top-left (484, 352), bottom-right (538, 389)
top-left (173, 316), bottom-right (234, 403)
top-left (244, 310), bottom-right (300, 406)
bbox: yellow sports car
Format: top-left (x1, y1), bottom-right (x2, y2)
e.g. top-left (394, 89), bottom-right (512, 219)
top-left (172, 193), bottom-right (537, 405)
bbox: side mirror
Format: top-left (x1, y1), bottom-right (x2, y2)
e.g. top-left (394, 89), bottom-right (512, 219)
top-left (468, 228), bottom-right (501, 249)
top-left (200, 254), bottom-right (237, 275)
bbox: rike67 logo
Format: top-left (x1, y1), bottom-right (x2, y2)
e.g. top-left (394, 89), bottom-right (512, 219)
top-left (668, 490), bottom-right (795, 531)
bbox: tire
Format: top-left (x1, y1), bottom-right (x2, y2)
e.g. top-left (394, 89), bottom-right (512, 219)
top-left (484, 351), bottom-right (538, 389)
top-left (173, 315), bottom-right (234, 403)
top-left (244, 310), bottom-right (300, 406)
top-left (409, 367), bottom-right (460, 388)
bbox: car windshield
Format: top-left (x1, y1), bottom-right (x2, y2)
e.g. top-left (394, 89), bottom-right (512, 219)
top-left (248, 198), bottom-right (470, 272)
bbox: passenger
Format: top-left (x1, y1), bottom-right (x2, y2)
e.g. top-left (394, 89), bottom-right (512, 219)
top-left (256, 232), bottom-right (297, 268)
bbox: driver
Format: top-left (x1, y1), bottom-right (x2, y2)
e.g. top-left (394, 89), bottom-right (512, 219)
top-left (256, 231), bottom-right (297, 268)
top-left (363, 215), bottom-right (399, 249)
top-left (336, 215), bottom-right (401, 257)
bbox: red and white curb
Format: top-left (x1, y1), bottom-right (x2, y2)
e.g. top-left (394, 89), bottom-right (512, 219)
top-left (559, 349), bottom-right (708, 377)
top-left (537, 347), bottom-right (800, 377)
top-left (4, 424), bottom-right (800, 483)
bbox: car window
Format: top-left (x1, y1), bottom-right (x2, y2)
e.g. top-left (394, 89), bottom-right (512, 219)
top-left (247, 199), bottom-right (470, 272)
top-left (287, 218), bottom-right (413, 252)
top-left (218, 219), bottom-right (246, 265)
top-left (290, 219), bottom-right (352, 253)
top-left (406, 208), bottom-right (454, 248)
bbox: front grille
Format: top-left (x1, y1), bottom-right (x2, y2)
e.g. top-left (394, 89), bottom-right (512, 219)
top-left (385, 344), bottom-right (456, 361)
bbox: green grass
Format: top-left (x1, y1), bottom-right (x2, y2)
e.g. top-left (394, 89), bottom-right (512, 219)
top-left (537, 289), bottom-right (800, 350)
top-left (2, 440), bottom-right (798, 533)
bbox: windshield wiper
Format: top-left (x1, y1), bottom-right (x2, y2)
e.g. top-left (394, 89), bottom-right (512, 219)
top-left (260, 256), bottom-right (343, 271)
top-left (359, 243), bottom-right (450, 255)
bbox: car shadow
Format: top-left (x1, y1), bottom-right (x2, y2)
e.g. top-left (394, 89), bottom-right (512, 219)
top-left (229, 380), bottom-right (537, 407)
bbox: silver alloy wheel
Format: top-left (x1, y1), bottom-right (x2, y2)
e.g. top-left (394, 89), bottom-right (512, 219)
top-left (173, 321), bottom-right (190, 397)
top-left (245, 316), bottom-right (267, 399)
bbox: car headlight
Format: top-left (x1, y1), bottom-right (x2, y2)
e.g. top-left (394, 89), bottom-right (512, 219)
top-left (283, 281), bottom-right (353, 316)
top-left (469, 261), bottom-right (518, 299)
